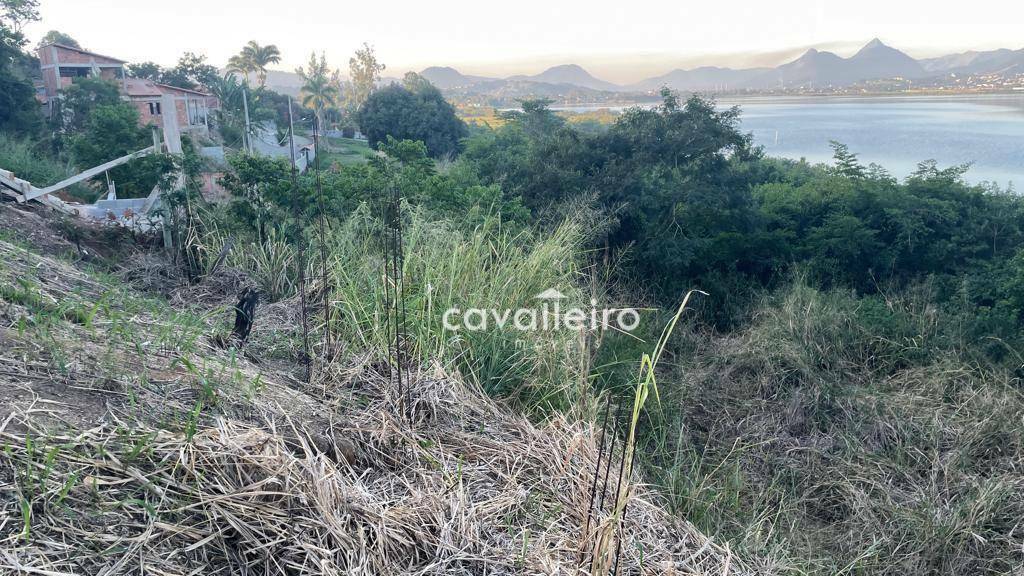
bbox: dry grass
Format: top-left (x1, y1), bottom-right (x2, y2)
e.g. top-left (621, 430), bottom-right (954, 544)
top-left (1, 367), bottom-right (750, 575)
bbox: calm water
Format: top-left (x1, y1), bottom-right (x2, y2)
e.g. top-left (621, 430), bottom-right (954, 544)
top-left (557, 95), bottom-right (1024, 187)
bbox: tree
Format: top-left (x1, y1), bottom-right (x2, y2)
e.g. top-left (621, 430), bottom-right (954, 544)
top-left (129, 54), bottom-right (218, 92)
top-left (127, 61), bottom-right (162, 81)
top-left (70, 103), bottom-right (173, 196)
top-left (156, 67), bottom-right (195, 90)
top-left (36, 29), bottom-right (79, 49)
top-left (296, 52), bottom-right (338, 130)
top-left (168, 52), bottom-right (218, 90)
top-left (463, 89), bottom-right (764, 317)
top-left (0, 66), bottom-right (40, 135)
top-left (345, 42), bottom-right (384, 112)
top-left (0, 0), bottom-right (38, 34)
top-left (828, 141), bottom-right (866, 178)
top-left (226, 55), bottom-right (251, 80)
top-left (356, 76), bottom-right (468, 158)
top-left (0, 0), bottom-right (41, 135)
top-left (499, 98), bottom-right (563, 138)
top-left (218, 152), bottom-right (292, 239)
top-left (50, 76), bottom-right (122, 140)
top-left (227, 41), bottom-right (281, 88)
top-left (207, 73), bottom-right (277, 147)
top-left (207, 73), bottom-right (245, 142)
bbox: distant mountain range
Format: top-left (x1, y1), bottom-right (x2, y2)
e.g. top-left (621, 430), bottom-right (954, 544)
top-left (417, 39), bottom-right (1024, 94)
top-left (262, 39), bottom-right (1024, 102)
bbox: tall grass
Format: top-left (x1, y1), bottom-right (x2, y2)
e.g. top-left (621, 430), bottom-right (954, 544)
top-left (187, 203), bottom-right (596, 413)
top-left (325, 204), bottom-right (589, 413)
top-left (245, 230), bottom-right (297, 301)
top-left (640, 277), bottom-right (1024, 575)
top-left (589, 290), bottom-right (704, 574)
top-left (0, 133), bottom-right (92, 202)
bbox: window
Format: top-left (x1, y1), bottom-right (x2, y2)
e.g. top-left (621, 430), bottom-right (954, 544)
top-left (148, 102), bottom-right (162, 116)
top-left (187, 99), bottom-right (205, 125)
top-left (58, 67), bottom-right (89, 78)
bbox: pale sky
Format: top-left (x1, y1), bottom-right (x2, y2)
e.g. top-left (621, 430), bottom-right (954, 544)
top-left (24, 0), bottom-right (1024, 84)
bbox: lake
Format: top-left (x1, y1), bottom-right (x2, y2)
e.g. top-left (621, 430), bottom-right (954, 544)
top-left (556, 95), bottom-right (1024, 187)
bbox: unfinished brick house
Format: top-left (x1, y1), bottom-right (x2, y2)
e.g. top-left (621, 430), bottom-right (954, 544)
top-left (124, 78), bottom-right (215, 134)
top-left (38, 43), bottom-right (218, 137)
top-left (38, 42), bottom-right (127, 97)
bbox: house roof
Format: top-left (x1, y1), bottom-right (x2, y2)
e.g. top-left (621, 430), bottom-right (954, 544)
top-left (40, 43), bottom-right (127, 65)
top-left (154, 82), bottom-right (212, 97)
top-left (125, 78), bottom-right (212, 98)
top-left (124, 78), bottom-right (164, 97)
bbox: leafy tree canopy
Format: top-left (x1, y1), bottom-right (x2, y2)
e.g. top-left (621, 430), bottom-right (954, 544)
top-left (345, 42), bottom-right (384, 112)
top-left (129, 53), bottom-right (219, 91)
top-left (0, 0), bottom-right (41, 135)
top-left (36, 29), bottom-right (79, 49)
top-left (69, 103), bottom-right (173, 197)
top-left (356, 76), bottom-right (468, 159)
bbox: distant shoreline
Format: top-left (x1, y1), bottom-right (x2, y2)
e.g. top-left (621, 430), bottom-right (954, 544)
top-left (540, 91), bottom-right (1024, 113)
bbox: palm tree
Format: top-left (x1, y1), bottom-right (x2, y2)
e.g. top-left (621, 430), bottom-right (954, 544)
top-left (296, 52), bottom-right (338, 134)
top-left (207, 74), bottom-right (252, 146)
top-left (227, 41), bottom-right (281, 88)
top-left (226, 53), bottom-right (253, 82)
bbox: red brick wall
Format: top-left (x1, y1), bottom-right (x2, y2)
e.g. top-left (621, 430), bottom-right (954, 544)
top-left (51, 47), bottom-right (123, 66)
top-left (38, 47), bottom-right (55, 66)
top-left (42, 71), bottom-right (59, 96)
top-left (134, 100), bottom-right (161, 127)
top-left (55, 49), bottom-right (92, 64)
top-left (38, 46), bottom-right (124, 101)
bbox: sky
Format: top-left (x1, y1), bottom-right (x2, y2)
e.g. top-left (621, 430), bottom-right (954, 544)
top-left (23, 0), bottom-right (1024, 84)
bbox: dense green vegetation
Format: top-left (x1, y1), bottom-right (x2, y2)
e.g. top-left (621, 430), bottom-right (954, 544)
top-left (466, 93), bottom-right (1024, 337)
top-left (0, 0), bottom-right (43, 137)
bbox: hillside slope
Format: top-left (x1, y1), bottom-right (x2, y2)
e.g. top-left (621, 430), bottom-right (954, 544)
top-left (0, 205), bottom-right (755, 575)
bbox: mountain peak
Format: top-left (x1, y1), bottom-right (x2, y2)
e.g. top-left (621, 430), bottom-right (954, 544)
top-left (523, 64), bottom-right (622, 91)
top-left (543, 63), bottom-right (587, 73)
top-left (793, 47), bottom-right (836, 63)
top-left (858, 38), bottom-right (890, 54)
top-left (418, 66), bottom-right (495, 89)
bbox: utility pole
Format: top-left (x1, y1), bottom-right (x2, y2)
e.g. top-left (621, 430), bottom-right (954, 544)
top-left (288, 97), bottom-right (298, 171)
top-left (242, 85), bottom-right (253, 153)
